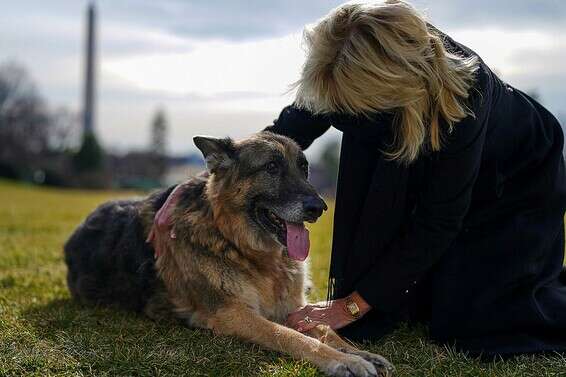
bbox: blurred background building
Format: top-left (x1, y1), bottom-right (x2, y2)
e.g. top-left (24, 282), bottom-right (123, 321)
top-left (0, 0), bottom-right (564, 194)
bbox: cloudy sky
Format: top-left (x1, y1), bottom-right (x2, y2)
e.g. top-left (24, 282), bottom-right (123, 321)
top-left (1, 0), bottom-right (565, 158)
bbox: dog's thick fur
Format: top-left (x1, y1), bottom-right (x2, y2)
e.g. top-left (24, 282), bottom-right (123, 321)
top-left (64, 132), bottom-right (393, 377)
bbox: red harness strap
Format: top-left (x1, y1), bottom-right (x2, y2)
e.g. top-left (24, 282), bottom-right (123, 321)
top-left (146, 183), bottom-right (189, 258)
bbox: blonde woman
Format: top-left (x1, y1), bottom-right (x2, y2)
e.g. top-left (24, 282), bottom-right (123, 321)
top-left (269, 1), bottom-right (566, 357)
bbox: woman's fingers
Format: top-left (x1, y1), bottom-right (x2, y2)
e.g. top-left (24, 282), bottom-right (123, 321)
top-left (291, 309), bottom-right (331, 331)
top-left (285, 302), bottom-right (334, 329)
top-left (285, 306), bottom-right (314, 327)
top-left (302, 309), bottom-right (326, 322)
top-left (286, 298), bottom-right (357, 333)
top-left (296, 320), bottom-right (322, 333)
top-left (285, 315), bottom-right (300, 328)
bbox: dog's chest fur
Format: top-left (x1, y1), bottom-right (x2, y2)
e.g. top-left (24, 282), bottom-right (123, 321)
top-left (144, 179), bottom-right (309, 327)
top-left (156, 242), bottom-right (308, 327)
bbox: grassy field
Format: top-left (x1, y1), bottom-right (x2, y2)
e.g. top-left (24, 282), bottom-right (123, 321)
top-left (1, 179), bottom-right (565, 377)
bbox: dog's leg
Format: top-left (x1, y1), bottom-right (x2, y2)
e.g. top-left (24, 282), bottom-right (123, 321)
top-left (307, 325), bottom-right (394, 377)
top-left (209, 304), bottom-right (379, 377)
top-left (143, 289), bottom-right (173, 321)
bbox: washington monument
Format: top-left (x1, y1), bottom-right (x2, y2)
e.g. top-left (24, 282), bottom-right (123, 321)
top-left (83, 2), bottom-right (96, 134)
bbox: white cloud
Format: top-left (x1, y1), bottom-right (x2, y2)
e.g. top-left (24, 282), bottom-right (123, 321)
top-left (1, 0), bottom-right (564, 158)
top-left (451, 28), bottom-right (558, 76)
top-left (102, 26), bottom-right (563, 110)
top-left (102, 33), bottom-right (305, 109)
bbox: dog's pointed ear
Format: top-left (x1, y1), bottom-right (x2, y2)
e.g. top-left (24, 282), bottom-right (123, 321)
top-left (193, 136), bottom-right (236, 173)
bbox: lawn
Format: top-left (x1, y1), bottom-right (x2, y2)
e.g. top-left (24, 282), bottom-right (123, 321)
top-left (0, 179), bottom-right (565, 376)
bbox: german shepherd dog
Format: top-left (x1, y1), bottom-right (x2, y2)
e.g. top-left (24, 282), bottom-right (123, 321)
top-left (64, 132), bottom-right (393, 377)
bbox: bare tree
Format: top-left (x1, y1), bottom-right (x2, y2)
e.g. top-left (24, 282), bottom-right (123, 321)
top-left (151, 108), bottom-right (168, 157)
top-left (149, 108), bottom-right (168, 182)
top-left (49, 107), bottom-right (80, 152)
top-left (0, 62), bottom-right (50, 175)
top-left (320, 140), bottom-right (340, 187)
top-left (0, 61), bottom-right (80, 183)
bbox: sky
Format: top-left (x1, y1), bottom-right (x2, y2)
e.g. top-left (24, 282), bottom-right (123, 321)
top-left (1, 0), bottom-right (565, 159)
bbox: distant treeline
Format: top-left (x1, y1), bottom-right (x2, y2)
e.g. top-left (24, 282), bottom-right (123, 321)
top-left (0, 61), bottom-right (169, 189)
top-left (0, 60), bottom-right (341, 193)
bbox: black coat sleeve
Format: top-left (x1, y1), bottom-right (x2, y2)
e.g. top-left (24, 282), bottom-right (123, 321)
top-left (264, 105), bottom-right (331, 150)
top-left (356, 86), bottom-right (491, 312)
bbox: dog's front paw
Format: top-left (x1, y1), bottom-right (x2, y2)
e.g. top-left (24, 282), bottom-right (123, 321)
top-left (341, 350), bottom-right (394, 377)
top-left (323, 354), bottom-right (377, 377)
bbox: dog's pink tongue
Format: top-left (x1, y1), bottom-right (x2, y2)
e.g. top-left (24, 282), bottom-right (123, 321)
top-left (286, 222), bottom-right (309, 261)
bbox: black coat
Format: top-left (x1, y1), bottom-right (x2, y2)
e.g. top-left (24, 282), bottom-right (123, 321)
top-left (266, 33), bottom-right (566, 357)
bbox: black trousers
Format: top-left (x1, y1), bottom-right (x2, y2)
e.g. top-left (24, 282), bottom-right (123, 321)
top-left (338, 213), bottom-right (566, 359)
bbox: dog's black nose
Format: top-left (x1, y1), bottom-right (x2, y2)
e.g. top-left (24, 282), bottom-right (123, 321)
top-left (303, 196), bottom-right (327, 220)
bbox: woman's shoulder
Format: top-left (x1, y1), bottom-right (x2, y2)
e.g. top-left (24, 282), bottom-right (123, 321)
top-left (436, 65), bottom-right (493, 158)
top-left (432, 25), bottom-right (495, 102)
top-left (431, 24), bottom-right (484, 64)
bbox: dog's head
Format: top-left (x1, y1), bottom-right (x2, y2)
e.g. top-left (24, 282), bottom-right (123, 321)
top-left (194, 132), bottom-right (327, 260)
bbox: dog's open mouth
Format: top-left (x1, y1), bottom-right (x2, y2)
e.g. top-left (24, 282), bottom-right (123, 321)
top-left (256, 208), bottom-right (310, 261)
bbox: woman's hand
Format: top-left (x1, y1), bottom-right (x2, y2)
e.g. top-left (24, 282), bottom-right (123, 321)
top-left (286, 292), bottom-right (371, 333)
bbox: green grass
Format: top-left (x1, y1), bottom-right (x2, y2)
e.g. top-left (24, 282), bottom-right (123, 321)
top-left (1, 179), bottom-right (565, 377)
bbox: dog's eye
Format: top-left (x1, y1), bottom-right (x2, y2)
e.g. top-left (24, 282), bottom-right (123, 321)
top-left (266, 161), bottom-right (280, 175)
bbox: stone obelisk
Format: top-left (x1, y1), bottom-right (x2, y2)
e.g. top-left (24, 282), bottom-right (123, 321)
top-left (83, 2), bottom-right (96, 135)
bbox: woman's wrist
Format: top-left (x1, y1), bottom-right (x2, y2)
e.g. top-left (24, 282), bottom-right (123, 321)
top-left (344, 291), bottom-right (372, 318)
top-left (352, 291), bottom-right (372, 315)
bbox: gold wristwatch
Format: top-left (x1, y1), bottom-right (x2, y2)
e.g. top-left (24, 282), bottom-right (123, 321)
top-left (344, 295), bottom-right (361, 318)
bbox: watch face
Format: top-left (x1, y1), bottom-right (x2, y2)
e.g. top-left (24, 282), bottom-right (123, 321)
top-left (347, 301), bottom-right (360, 316)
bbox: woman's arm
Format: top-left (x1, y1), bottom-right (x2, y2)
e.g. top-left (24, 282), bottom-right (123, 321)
top-left (264, 105), bottom-right (331, 150)
top-left (355, 91), bottom-right (490, 312)
top-left (287, 106), bottom-right (489, 330)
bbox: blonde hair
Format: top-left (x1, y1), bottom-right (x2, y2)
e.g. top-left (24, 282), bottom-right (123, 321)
top-left (294, 0), bottom-right (479, 163)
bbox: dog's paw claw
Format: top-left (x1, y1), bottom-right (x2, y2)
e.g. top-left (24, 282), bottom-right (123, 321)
top-left (340, 350), bottom-right (394, 377)
top-left (324, 354), bottom-right (377, 377)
